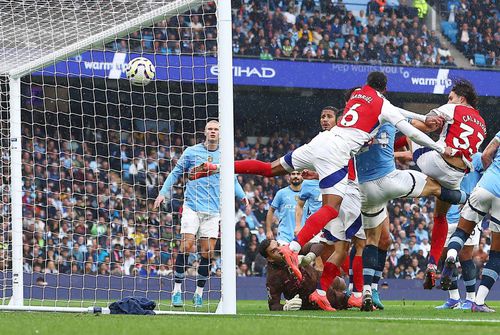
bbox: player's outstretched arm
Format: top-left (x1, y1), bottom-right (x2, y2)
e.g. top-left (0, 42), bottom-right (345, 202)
top-left (394, 119), bottom-right (449, 154)
top-left (382, 102), bottom-right (447, 154)
top-left (154, 151), bottom-right (188, 209)
top-left (295, 199), bottom-right (306, 236)
top-left (266, 207), bottom-right (276, 239)
top-left (481, 132), bottom-right (500, 169)
top-left (396, 107), bottom-right (444, 133)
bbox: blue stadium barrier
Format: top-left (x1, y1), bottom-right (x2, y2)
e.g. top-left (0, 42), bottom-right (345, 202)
top-left (0, 273), bottom-right (498, 302)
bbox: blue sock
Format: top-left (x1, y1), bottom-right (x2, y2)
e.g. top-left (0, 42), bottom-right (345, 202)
top-left (349, 245), bottom-right (356, 289)
top-left (362, 244), bottom-right (378, 288)
top-left (480, 250), bottom-right (499, 290)
top-left (450, 268), bottom-right (459, 290)
top-left (174, 253), bottom-right (190, 283)
top-left (438, 187), bottom-right (467, 204)
top-left (461, 259), bottom-right (476, 294)
top-left (197, 256), bottom-right (210, 288)
top-left (448, 228), bottom-right (470, 253)
top-left (373, 248), bottom-right (387, 286)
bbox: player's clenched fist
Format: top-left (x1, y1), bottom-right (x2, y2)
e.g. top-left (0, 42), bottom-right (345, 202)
top-left (283, 295), bottom-right (302, 311)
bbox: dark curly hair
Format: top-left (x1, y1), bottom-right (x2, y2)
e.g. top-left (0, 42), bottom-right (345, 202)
top-left (258, 239), bottom-right (272, 258)
top-left (367, 71), bottom-right (387, 92)
top-left (451, 79), bottom-right (478, 109)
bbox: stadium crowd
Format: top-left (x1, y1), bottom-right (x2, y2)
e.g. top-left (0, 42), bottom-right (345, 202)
top-left (442, 0), bottom-right (499, 66)
top-left (108, 0), bottom-right (468, 68)
top-left (8, 116), bottom-right (493, 284)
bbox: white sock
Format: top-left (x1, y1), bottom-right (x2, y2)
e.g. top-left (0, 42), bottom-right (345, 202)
top-left (195, 286), bottom-right (204, 296)
top-left (289, 240), bottom-right (301, 252)
top-left (371, 283), bottom-right (378, 290)
top-left (447, 249), bottom-right (458, 261)
top-left (353, 292), bottom-right (362, 298)
top-left (466, 292), bottom-right (475, 302)
top-left (475, 285), bottom-right (489, 305)
top-left (316, 289), bottom-right (326, 296)
top-left (363, 284), bottom-right (372, 295)
top-left (449, 289), bottom-right (460, 300)
top-left (348, 283), bottom-right (353, 292)
top-left (174, 282), bottom-right (182, 293)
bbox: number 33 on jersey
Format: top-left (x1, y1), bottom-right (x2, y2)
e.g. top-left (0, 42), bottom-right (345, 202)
top-left (431, 103), bottom-right (486, 163)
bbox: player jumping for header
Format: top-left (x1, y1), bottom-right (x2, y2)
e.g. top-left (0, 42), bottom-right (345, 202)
top-left (190, 72), bottom-right (453, 289)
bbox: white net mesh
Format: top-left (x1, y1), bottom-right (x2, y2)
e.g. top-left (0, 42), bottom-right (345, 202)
top-left (0, 76), bottom-right (11, 304)
top-left (1, 0), bottom-right (224, 313)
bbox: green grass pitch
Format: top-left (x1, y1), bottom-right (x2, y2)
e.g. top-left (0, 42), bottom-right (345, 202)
top-left (0, 301), bottom-right (498, 335)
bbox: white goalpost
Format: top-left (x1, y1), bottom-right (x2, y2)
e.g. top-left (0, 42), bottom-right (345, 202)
top-left (0, 0), bottom-right (235, 314)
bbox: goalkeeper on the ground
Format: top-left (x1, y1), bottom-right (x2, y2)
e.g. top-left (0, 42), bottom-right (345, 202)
top-left (259, 239), bottom-right (362, 311)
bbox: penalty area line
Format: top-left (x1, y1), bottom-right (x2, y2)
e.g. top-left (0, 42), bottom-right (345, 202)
top-left (240, 313), bottom-right (500, 324)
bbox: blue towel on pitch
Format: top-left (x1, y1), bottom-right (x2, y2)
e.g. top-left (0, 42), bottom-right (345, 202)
top-left (109, 296), bottom-right (156, 315)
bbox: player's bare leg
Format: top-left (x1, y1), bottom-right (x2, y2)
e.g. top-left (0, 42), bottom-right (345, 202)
top-left (172, 233), bottom-right (196, 306)
top-left (280, 194), bottom-right (343, 282)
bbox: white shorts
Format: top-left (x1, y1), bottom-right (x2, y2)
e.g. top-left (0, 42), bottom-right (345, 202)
top-left (360, 169), bottom-right (427, 229)
top-left (310, 232), bottom-right (326, 244)
top-left (322, 186), bottom-right (362, 243)
top-left (461, 186), bottom-right (500, 233)
top-left (280, 131), bottom-right (352, 196)
top-left (180, 205), bottom-right (220, 238)
top-left (412, 143), bottom-right (464, 190)
top-left (446, 222), bottom-right (481, 247)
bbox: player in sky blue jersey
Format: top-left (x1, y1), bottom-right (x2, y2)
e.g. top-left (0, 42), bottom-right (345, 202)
top-left (153, 120), bottom-right (248, 308)
top-left (443, 131), bottom-right (500, 312)
top-left (437, 153), bottom-right (483, 310)
top-left (267, 171), bottom-right (303, 244)
top-left (356, 116), bottom-right (469, 311)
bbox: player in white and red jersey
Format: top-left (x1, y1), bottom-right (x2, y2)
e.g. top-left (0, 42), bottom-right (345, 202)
top-left (408, 79), bottom-right (487, 289)
top-left (190, 72), bottom-right (450, 287)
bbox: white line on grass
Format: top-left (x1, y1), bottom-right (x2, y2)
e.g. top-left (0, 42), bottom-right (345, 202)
top-left (240, 313), bottom-right (500, 324)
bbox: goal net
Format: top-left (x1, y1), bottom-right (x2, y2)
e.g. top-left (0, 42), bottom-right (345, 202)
top-left (0, 0), bottom-right (236, 314)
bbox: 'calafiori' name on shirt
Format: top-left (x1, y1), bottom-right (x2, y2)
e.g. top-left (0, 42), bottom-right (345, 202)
top-left (462, 114), bottom-right (486, 134)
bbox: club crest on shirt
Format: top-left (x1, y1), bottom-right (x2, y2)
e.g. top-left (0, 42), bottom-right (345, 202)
top-left (208, 156), bottom-right (213, 162)
top-left (295, 195), bottom-right (299, 201)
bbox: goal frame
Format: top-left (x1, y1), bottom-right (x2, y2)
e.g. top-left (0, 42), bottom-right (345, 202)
top-left (1, 0), bottom-right (236, 315)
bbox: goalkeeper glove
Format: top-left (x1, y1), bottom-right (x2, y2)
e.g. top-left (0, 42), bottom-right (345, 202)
top-left (283, 295), bottom-right (302, 311)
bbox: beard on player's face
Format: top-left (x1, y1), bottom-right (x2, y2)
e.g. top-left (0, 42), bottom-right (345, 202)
top-left (291, 177), bottom-right (302, 186)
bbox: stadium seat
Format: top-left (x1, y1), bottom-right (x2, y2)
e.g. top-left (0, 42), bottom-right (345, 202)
top-left (441, 22), bottom-right (451, 32)
top-left (474, 54), bottom-right (486, 66)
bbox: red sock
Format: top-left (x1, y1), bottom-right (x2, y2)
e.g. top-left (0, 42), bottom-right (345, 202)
top-left (352, 255), bottom-right (363, 292)
top-left (394, 136), bottom-right (408, 150)
top-left (296, 205), bottom-right (339, 246)
top-left (429, 214), bottom-right (448, 264)
top-left (320, 262), bottom-right (341, 291)
top-left (234, 160), bottom-right (273, 177)
top-left (341, 256), bottom-right (350, 275)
